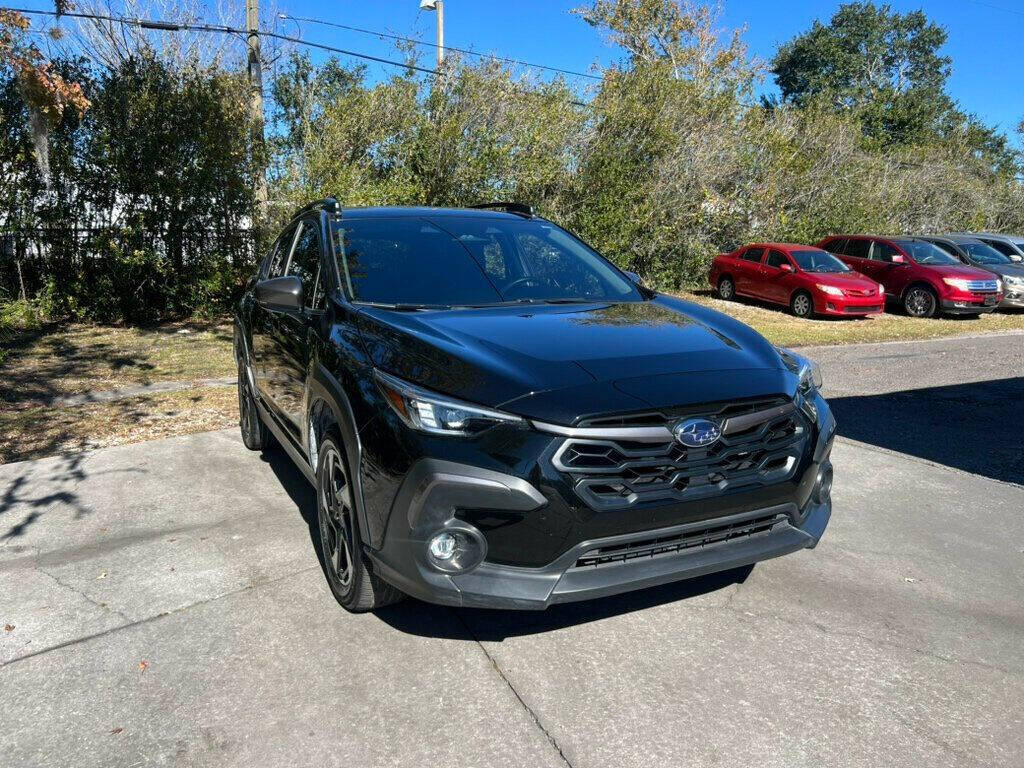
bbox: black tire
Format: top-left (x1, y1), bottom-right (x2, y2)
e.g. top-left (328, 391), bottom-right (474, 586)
top-left (316, 434), bottom-right (403, 612)
top-left (790, 290), bottom-right (814, 318)
top-left (903, 285), bottom-right (938, 318)
top-left (717, 276), bottom-right (736, 301)
top-left (237, 360), bottom-right (271, 451)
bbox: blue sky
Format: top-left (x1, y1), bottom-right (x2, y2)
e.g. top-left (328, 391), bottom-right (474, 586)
top-left (274, 0), bottom-right (1022, 139)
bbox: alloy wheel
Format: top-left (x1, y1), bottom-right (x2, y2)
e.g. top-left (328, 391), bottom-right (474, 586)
top-left (905, 288), bottom-right (935, 318)
top-left (718, 278), bottom-right (735, 300)
top-left (319, 448), bottom-right (355, 590)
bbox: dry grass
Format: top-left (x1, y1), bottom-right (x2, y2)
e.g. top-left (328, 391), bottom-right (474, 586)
top-left (0, 386), bottom-right (238, 465)
top-left (680, 291), bottom-right (1024, 347)
top-left (0, 319), bottom-right (236, 407)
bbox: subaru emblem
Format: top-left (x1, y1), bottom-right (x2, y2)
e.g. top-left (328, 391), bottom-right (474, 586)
top-left (673, 418), bottom-right (722, 448)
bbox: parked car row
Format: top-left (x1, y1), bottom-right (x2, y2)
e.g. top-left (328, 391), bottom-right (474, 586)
top-left (710, 232), bottom-right (1024, 318)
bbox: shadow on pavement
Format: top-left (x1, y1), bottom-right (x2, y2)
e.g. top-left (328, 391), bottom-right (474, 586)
top-left (375, 565), bottom-right (753, 641)
top-left (828, 376), bottom-right (1024, 485)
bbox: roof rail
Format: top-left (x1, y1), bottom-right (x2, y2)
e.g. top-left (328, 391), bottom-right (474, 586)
top-left (468, 202), bottom-right (535, 218)
top-left (293, 197), bottom-right (340, 219)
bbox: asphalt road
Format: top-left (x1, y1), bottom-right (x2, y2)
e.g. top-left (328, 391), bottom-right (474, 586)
top-left (2, 332), bottom-right (1022, 767)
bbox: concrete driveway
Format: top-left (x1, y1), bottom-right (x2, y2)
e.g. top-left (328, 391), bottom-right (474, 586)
top-left (2, 332), bottom-right (1022, 767)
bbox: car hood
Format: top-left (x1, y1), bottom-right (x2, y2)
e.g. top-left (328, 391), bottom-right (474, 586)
top-left (356, 296), bottom-right (796, 424)
top-left (974, 262), bottom-right (1024, 279)
top-left (918, 263), bottom-right (996, 280)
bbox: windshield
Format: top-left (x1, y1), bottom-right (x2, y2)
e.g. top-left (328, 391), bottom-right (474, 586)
top-left (892, 240), bottom-right (961, 266)
top-left (330, 216), bottom-right (643, 307)
top-left (789, 249), bottom-right (850, 273)
top-left (962, 241), bottom-right (1011, 265)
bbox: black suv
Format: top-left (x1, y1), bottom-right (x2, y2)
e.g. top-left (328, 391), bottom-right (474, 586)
top-left (234, 200), bottom-right (835, 611)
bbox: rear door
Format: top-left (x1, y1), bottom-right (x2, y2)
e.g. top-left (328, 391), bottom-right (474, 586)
top-left (761, 249), bottom-right (794, 304)
top-left (734, 247), bottom-right (766, 296)
top-left (843, 237), bottom-right (873, 276)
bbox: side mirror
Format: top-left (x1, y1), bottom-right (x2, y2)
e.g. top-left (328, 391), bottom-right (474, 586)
top-left (256, 275), bottom-right (303, 311)
top-left (624, 270), bottom-right (644, 286)
top-left (1010, 254), bottom-right (1023, 263)
top-left (779, 263), bottom-right (794, 273)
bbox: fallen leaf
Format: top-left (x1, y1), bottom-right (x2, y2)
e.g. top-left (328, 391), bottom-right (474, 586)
top-left (4, 624), bottom-right (14, 632)
top-left (138, 660), bottom-right (149, 672)
top-left (96, 571), bottom-right (107, 580)
top-left (110, 727), bottom-right (123, 734)
top-left (904, 577), bottom-right (918, 583)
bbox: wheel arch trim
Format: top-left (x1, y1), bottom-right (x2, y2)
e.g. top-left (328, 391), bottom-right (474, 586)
top-left (307, 364), bottom-right (375, 551)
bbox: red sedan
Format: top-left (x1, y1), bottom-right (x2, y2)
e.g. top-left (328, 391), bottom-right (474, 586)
top-left (709, 243), bottom-right (885, 318)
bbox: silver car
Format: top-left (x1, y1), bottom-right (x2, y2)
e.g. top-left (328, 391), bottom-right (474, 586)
top-left (963, 233), bottom-right (1024, 264)
top-left (924, 234), bottom-right (1024, 308)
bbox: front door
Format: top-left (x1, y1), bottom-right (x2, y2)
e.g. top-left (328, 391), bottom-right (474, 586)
top-left (761, 249), bottom-right (794, 304)
top-left (264, 217), bottom-right (327, 439)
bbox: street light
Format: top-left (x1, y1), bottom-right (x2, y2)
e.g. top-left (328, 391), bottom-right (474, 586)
top-left (419, 0), bottom-right (444, 68)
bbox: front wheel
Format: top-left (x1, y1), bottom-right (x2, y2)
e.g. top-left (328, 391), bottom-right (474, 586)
top-left (316, 435), bottom-right (403, 612)
top-left (790, 290), bottom-right (814, 318)
top-left (904, 285), bottom-right (938, 318)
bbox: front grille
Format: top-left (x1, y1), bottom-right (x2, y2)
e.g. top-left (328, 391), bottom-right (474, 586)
top-left (845, 288), bottom-right (875, 297)
top-left (573, 512), bottom-right (787, 568)
top-left (844, 304), bottom-right (881, 313)
top-left (964, 280), bottom-right (999, 292)
top-left (552, 401), bottom-right (810, 510)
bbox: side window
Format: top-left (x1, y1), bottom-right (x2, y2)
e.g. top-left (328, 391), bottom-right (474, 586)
top-left (931, 240), bottom-right (960, 258)
top-left (741, 247), bottom-right (765, 263)
top-left (871, 242), bottom-right (901, 263)
top-left (823, 238), bottom-right (847, 255)
top-left (287, 221), bottom-right (325, 310)
top-left (981, 238), bottom-right (1014, 257)
top-left (845, 239), bottom-right (871, 259)
top-left (765, 250), bottom-right (790, 269)
top-left (265, 226), bottom-right (296, 279)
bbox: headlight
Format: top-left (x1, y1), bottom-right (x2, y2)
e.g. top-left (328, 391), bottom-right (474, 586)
top-left (942, 277), bottom-right (973, 291)
top-left (817, 284), bottom-right (844, 296)
top-left (1005, 275), bottom-right (1024, 287)
top-left (776, 347), bottom-right (823, 395)
top-left (374, 369), bottom-right (524, 436)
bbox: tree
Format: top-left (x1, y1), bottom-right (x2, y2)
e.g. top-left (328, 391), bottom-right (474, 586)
top-left (771, 2), bottom-right (952, 146)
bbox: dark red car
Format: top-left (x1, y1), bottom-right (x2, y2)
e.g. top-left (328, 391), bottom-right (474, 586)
top-left (817, 235), bottom-right (1002, 318)
top-left (709, 243), bottom-right (885, 318)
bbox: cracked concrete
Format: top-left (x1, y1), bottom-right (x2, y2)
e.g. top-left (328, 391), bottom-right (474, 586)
top-left (1, 334), bottom-right (1023, 766)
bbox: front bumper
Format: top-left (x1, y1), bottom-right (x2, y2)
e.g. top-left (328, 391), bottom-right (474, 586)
top-left (999, 287), bottom-right (1024, 307)
top-left (813, 293), bottom-right (884, 316)
top-left (939, 298), bottom-right (998, 314)
top-left (368, 405), bottom-right (836, 610)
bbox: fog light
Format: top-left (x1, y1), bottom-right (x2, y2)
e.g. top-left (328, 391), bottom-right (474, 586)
top-left (428, 532), bottom-right (457, 561)
top-left (814, 465), bottom-right (833, 504)
top-left (425, 526), bottom-right (487, 573)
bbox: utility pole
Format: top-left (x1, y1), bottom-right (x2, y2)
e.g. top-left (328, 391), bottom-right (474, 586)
top-left (246, 0), bottom-right (267, 216)
top-left (420, 0), bottom-right (444, 67)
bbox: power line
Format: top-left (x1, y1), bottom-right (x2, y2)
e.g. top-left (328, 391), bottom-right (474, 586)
top-left (276, 12), bottom-right (602, 81)
top-left (3, 5), bottom-right (590, 103)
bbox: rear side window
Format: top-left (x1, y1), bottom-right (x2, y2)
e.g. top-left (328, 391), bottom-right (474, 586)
top-left (930, 240), bottom-right (960, 258)
top-left (871, 242), bottom-right (902, 263)
top-left (822, 238), bottom-right (847, 255)
top-left (765, 250), bottom-right (790, 269)
top-left (845, 239), bottom-right (871, 259)
top-left (287, 221), bottom-right (325, 310)
top-left (741, 247), bottom-right (765, 263)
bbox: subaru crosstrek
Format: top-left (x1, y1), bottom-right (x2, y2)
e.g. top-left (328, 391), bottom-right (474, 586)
top-left (234, 200), bottom-right (835, 612)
